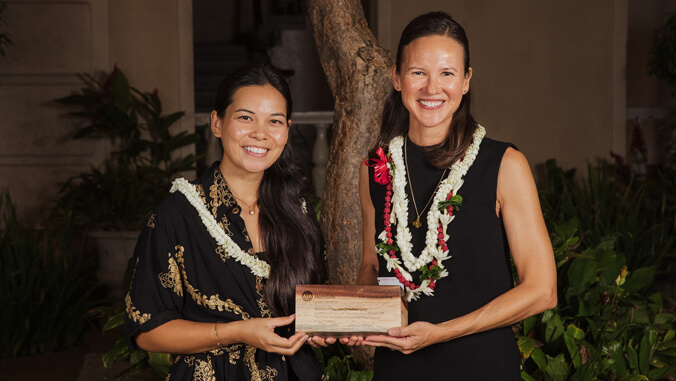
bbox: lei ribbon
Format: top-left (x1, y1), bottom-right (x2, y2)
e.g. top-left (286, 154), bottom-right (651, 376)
top-left (365, 147), bottom-right (392, 185)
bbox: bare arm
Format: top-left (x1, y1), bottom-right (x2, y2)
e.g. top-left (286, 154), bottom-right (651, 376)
top-left (364, 148), bottom-right (557, 353)
top-left (357, 160), bottom-right (379, 285)
top-left (136, 315), bottom-right (308, 355)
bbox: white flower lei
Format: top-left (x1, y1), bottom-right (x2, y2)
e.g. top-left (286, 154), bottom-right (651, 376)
top-left (380, 125), bottom-right (485, 301)
top-left (170, 178), bottom-right (271, 278)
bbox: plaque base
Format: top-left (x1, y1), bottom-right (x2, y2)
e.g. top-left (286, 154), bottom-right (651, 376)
top-left (295, 284), bottom-right (408, 337)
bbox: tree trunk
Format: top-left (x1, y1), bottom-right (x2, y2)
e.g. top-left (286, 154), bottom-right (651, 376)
top-left (306, 0), bottom-right (392, 286)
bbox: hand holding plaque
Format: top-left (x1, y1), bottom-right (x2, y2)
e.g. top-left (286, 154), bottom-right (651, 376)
top-left (295, 285), bottom-right (408, 337)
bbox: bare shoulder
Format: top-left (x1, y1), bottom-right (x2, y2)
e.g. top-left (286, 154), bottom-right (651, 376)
top-left (499, 147), bottom-right (531, 178)
top-left (497, 147), bottom-right (538, 212)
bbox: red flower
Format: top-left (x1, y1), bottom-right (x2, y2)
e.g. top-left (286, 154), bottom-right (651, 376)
top-left (437, 233), bottom-right (444, 239)
top-left (365, 147), bottom-right (392, 185)
top-left (442, 245), bottom-right (448, 251)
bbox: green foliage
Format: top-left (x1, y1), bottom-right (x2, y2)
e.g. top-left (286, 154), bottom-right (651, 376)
top-left (51, 67), bottom-right (201, 231)
top-left (539, 159), bottom-right (676, 270)
top-left (314, 345), bottom-right (373, 381)
top-left (0, 190), bottom-right (103, 357)
top-left (518, 161), bottom-right (676, 380)
top-left (648, 13), bottom-right (676, 89)
top-left (0, 1), bottom-right (12, 58)
top-left (91, 258), bottom-right (171, 380)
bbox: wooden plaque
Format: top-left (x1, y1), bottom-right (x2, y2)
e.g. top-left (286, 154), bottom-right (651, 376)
top-left (295, 284), bottom-right (408, 337)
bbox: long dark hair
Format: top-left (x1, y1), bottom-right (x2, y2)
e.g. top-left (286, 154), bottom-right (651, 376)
top-left (372, 11), bottom-right (477, 168)
top-left (213, 65), bottom-right (325, 317)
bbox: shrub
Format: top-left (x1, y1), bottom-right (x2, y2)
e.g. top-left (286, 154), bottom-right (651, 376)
top-left (0, 190), bottom-right (103, 356)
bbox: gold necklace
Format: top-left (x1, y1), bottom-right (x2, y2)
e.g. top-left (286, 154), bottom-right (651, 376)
top-left (404, 137), bottom-right (447, 228)
top-left (232, 194), bottom-right (257, 215)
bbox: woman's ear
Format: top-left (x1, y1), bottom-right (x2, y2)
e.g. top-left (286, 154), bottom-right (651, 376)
top-left (392, 65), bottom-right (401, 91)
top-left (210, 110), bottom-right (222, 137)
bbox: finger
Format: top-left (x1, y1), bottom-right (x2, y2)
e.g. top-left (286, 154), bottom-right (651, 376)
top-left (312, 336), bottom-right (336, 346)
top-left (363, 334), bottom-right (389, 343)
top-left (388, 325), bottom-right (412, 337)
top-left (270, 314), bottom-right (296, 328)
top-left (346, 336), bottom-right (362, 346)
top-left (279, 334), bottom-right (308, 355)
top-left (363, 335), bottom-right (399, 347)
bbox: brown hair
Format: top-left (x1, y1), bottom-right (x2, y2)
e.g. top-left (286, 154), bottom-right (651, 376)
top-left (371, 11), bottom-right (476, 168)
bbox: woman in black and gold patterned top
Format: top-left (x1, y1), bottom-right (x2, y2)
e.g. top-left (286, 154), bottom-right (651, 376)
top-left (124, 65), bottom-right (326, 380)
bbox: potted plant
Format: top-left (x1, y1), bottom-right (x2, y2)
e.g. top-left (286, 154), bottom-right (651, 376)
top-left (52, 67), bottom-right (200, 298)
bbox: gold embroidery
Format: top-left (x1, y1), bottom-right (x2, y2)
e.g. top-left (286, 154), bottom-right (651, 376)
top-left (159, 252), bottom-right (184, 297)
top-left (225, 343), bottom-right (243, 365)
top-left (244, 344), bottom-right (278, 381)
top-left (212, 170), bottom-right (236, 236)
top-left (173, 245), bottom-right (251, 319)
top-left (256, 276), bottom-right (271, 318)
top-left (216, 245), bottom-right (230, 260)
top-left (242, 227), bottom-right (251, 242)
top-left (193, 358), bottom-right (216, 381)
top-left (147, 212), bottom-right (156, 228)
top-left (125, 293), bottom-right (151, 324)
top-left (126, 258), bottom-right (151, 324)
top-left (181, 355), bottom-right (216, 381)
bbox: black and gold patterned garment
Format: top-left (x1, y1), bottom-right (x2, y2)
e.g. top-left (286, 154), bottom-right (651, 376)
top-left (124, 162), bottom-right (324, 381)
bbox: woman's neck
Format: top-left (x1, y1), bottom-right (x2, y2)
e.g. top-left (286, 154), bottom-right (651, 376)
top-left (218, 162), bottom-right (262, 204)
top-left (407, 124), bottom-right (449, 147)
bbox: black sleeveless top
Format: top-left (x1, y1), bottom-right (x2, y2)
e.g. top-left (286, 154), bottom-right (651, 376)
top-left (368, 136), bottom-right (520, 380)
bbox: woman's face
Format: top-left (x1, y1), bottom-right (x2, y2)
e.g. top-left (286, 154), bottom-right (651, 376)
top-left (393, 35), bottom-right (472, 141)
top-left (211, 84), bottom-right (290, 176)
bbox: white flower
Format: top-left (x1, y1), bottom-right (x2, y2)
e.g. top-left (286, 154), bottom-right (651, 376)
top-left (171, 178), bottom-right (271, 278)
top-left (375, 126), bottom-right (486, 301)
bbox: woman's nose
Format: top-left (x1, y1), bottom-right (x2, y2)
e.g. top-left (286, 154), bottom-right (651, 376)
top-left (425, 76), bottom-right (441, 94)
top-left (250, 122), bottom-right (268, 139)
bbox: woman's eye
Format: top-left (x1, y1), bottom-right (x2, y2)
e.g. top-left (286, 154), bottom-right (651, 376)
top-left (412, 71), bottom-right (424, 76)
top-left (270, 119), bottom-right (285, 125)
top-left (238, 115), bottom-right (252, 121)
top-left (442, 71), bottom-right (453, 76)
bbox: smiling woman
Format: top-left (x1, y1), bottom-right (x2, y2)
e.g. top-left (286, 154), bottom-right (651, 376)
top-left (212, 84), bottom-right (290, 179)
top-left (123, 65), bottom-right (326, 381)
top-left (337, 11), bottom-right (557, 380)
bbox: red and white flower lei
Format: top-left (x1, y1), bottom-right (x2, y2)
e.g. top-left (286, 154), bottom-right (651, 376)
top-left (375, 125), bottom-right (485, 301)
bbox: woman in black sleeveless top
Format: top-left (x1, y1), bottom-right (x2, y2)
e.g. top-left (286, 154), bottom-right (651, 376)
top-left (351, 12), bottom-right (557, 379)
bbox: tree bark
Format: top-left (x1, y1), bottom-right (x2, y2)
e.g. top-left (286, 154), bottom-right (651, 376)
top-left (306, 0), bottom-right (392, 286)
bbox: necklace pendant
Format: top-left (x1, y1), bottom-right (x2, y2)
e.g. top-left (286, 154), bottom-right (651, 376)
top-left (249, 210), bottom-right (255, 215)
top-left (413, 218), bottom-right (422, 228)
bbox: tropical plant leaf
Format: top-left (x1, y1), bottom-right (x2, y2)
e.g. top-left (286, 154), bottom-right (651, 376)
top-left (567, 257), bottom-right (596, 296)
top-left (518, 335), bottom-right (537, 359)
top-left (544, 353), bottom-right (568, 380)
